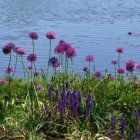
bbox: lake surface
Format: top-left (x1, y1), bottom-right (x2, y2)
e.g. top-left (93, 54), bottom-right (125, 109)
top-left (0, 0), bottom-right (140, 77)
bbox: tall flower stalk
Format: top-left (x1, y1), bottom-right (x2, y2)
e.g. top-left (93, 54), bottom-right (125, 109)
top-left (46, 31), bottom-right (56, 73)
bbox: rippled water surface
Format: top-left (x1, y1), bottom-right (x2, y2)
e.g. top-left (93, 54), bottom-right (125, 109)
top-left (0, 0), bottom-right (140, 76)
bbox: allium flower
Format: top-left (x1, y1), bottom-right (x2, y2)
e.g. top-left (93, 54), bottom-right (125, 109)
top-left (63, 43), bottom-right (71, 52)
top-left (66, 46), bottom-right (76, 58)
top-left (2, 42), bottom-right (15, 54)
top-left (85, 55), bottom-right (94, 62)
top-left (126, 59), bottom-right (136, 72)
top-left (46, 31), bottom-right (56, 39)
top-left (49, 56), bottom-right (58, 65)
top-left (136, 64), bottom-right (140, 70)
top-left (116, 47), bottom-right (124, 53)
top-left (29, 32), bottom-right (38, 40)
top-left (6, 66), bottom-right (14, 74)
top-left (52, 61), bottom-right (60, 68)
top-left (54, 44), bottom-right (65, 54)
top-left (94, 71), bottom-right (103, 78)
top-left (36, 85), bottom-right (44, 91)
top-left (117, 67), bottom-right (125, 74)
top-left (0, 79), bottom-right (7, 84)
top-left (111, 59), bottom-right (118, 64)
top-left (27, 53), bottom-right (37, 62)
top-left (83, 66), bottom-right (88, 73)
top-left (16, 48), bottom-right (26, 55)
top-left (59, 40), bottom-right (66, 45)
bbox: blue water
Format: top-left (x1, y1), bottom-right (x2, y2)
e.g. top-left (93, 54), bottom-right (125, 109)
top-left (0, 0), bottom-right (140, 76)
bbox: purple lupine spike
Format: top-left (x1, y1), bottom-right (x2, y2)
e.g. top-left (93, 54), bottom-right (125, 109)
top-left (111, 115), bottom-right (116, 130)
top-left (120, 119), bottom-right (126, 137)
top-left (65, 81), bottom-right (69, 89)
top-left (57, 101), bottom-right (65, 116)
top-left (48, 84), bottom-right (53, 100)
top-left (137, 130), bottom-right (140, 138)
top-left (136, 109), bottom-right (140, 119)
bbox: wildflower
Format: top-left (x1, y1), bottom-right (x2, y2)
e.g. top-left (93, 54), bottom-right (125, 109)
top-left (117, 67), bottom-right (125, 74)
top-left (27, 53), bottom-right (37, 62)
top-left (120, 119), bottom-right (126, 137)
top-left (2, 42), bottom-right (15, 54)
top-left (16, 48), bottom-right (26, 55)
top-left (65, 81), bottom-right (69, 89)
top-left (54, 44), bottom-right (65, 54)
top-left (83, 66), bottom-right (88, 73)
top-left (63, 43), bottom-right (71, 52)
top-left (49, 57), bottom-right (58, 64)
top-left (126, 59), bottom-right (135, 72)
top-left (0, 79), bottom-right (7, 84)
top-left (46, 31), bottom-right (56, 39)
top-left (59, 40), bottom-right (66, 45)
top-left (111, 59), bottom-right (118, 64)
top-left (66, 46), bottom-right (76, 58)
top-left (94, 71), bottom-right (103, 78)
top-left (85, 55), bottom-right (94, 62)
top-left (29, 32), bottom-right (38, 40)
top-left (36, 85), bottom-right (44, 91)
top-left (6, 66), bottom-right (14, 74)
top-left (136, 108), bottom-right (140, 119)
top-left (116, 47), bottom-right (124, 53)
top-left (52, 61), bottom-right (60, 68)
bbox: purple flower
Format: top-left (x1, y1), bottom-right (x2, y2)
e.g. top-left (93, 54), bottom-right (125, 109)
top-left (54, 44), bottom-right (65, 54)
top-left (0, 79), bottom-right (7, 84)
top-left (94, 71), bottom-right (103, 78)
top-left (59, 40), bottom-right (66, 45)
top-left (116, 47), bottom-right (124, 53)
top-left (29, 32), bottom-right (38, 40)
top-left (120, 119), bottom-right (126, 137)
top-left (52, 61), bottom-right (60, 68)
top-left (111, 59), bottom-right (118, 64)
top-left (16, 48), bottom-right (26, 55)
top-left (63, 43), bottom-right (71, 52)
top-left (6, 66), bottom-right (14, 74)
top-left (136, 64), bottom-right (140, 70)
top-left (136, 109), bottom-right (140, 119)
top-left (126, 59), bottom-right (136, 72)
top-left (85, 55), bottom-right (94, 62)
top-left (65, 81), bottom-right (69, 89)
top-left (83, 66), bottom-right (88, 73)
top-left (46, 31), bottom-right (56, 39)
top-left (27, 53), bottom-right (37, 62)
top-left (66, 46), bottom-right (76, 59)
top-left (2, 42), bottom-right (15, 54)
top-left (36, 85), bottom-right (44, 91)
top-left (117, 67), bottom-right (125, 74)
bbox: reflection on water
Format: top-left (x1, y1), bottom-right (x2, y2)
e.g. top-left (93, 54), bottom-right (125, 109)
top-left (0, 0), bottom-right (140, 76)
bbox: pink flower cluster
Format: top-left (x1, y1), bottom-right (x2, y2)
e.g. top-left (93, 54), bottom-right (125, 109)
top-left (85, 55), bottom-right (95, 62)
top-left (46, 31), bottom-right (56, 39)
top-left (27, 53), bottom-right (37, 62)
top-left (29, 32), bottom-right (38, 40)
top-left (2, 42), bottom-right (15, 54)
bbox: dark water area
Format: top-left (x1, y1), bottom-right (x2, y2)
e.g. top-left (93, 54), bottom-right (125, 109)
top-left (0, 0), bottom-right (140, 77)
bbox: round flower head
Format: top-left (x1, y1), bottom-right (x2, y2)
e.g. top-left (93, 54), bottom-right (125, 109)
top-left (111, 59), bottom-right (118, 64)
top-left (46, 31), bottom-right (56, 39)
top-left (29, 32), bottom-right (38, 40)
top-left (66, 46), bottom-right (76, 58)
top-left (49, 56), bottom-right (58, 65)
top-left (36, 85), bottom-right (44, 91)
top-left (0, 79), bottom-right (7, 84)
top-left (54, 44), bottom-right (65, 54)
top-left (63, 43), bottom-right (71, 52)
top-left (27, 53), bottom-right (37, 62)
top-left (117, 67), bottom-right (125, 74)
top-left (52, 61), bottom-right (60, 68)
top-left (94, 71), bottom-right (103, 78)
top-left (126, 59), bottom-right (135, 72)
top-left (85, 55), bottom-right (94, 62)
top-left (6, 66), bottom-right (14, 74)
top-left (13, 46), bottom-right (20, 53)
top-left (16, 48), bottom-right (26, 55)
top-left (2, 42), bottom-right (15, 54)
top-left (116, 47), bottom-right (124, 53)
top-left (59, 40), bottom-right (66, 45)
top-left (83, 66), bottom-right (88, 73)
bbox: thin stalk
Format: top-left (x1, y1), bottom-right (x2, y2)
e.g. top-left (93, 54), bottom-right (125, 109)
top-left (12, 54), bottom-right (18, 78)
top-left (47, 39), bottom-right (52, 73)
top-left (118, 53), bottom-right (120, 68)
top-left (21, 55), bottom-right (26, 78)
top-left (32, 39), bottom-right (35, 54)
top-left (114, 64), bottom-right (117, 79)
